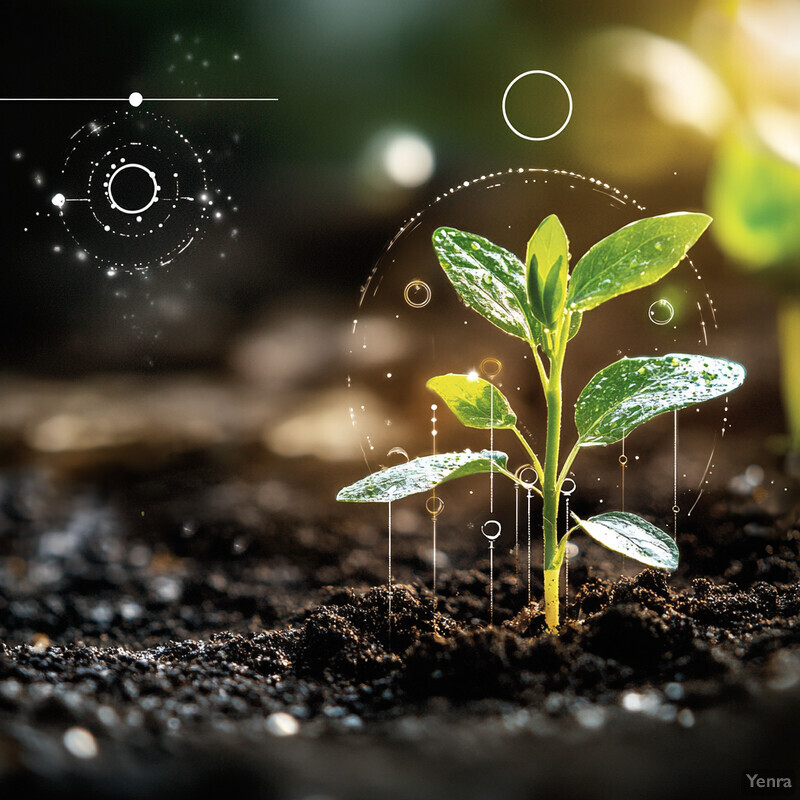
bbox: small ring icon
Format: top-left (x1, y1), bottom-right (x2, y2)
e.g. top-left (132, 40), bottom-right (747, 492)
top-left (481, 520), bottom-right (502, 541)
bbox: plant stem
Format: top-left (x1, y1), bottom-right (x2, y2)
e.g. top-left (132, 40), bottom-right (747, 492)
top-left (539, 315), bottom-right (570, 631)
top-left (558, 440), bottom-right (582, 488)
top-left (513, 427), bottom-right (544, 483)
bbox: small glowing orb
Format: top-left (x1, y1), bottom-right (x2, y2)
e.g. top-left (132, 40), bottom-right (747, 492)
top-left (51, 193), bottom-right (66, 208)
top-left (382, 133), bottom-right (435, 189)
top-left (128, 92), bottom-right (144, 108)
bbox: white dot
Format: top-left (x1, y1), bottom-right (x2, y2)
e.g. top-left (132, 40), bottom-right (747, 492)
top-left (266, 713), bottom-right (299, 737)
top-left (51, 193), bottom-right (66, 208)
top-left (63, 727), bottom-right (98, 759)
top-left (136, 216), bottom-right (142, 222)
top-left (128, 92), bottom-right (143, 107)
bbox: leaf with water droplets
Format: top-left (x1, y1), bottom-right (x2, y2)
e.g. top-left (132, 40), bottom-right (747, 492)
top-left (336, 449), bottom-right (508, 503)
top-left (567, 212), bottom-right (712, 312)
top-left (526, 214), bottom-right (569, 328)
top-left (575, 353), bottom-right (746, 446)
top-left (574, 511), bottom-right (678, 570)
top-left (427, 374), bottom-right (517, 429)
top-left (432, 227), bottom-right (540, 343)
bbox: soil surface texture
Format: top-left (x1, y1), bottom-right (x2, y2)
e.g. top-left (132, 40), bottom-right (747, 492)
top-left (0, 449), bottom-right (799, 800)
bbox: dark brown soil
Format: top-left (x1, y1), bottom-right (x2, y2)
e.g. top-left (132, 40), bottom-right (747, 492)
top-left (1, 452), bottom-right (799, 799)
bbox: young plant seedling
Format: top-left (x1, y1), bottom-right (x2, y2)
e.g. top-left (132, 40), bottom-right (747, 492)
top-left (338, 212), bottom-right (746, 630)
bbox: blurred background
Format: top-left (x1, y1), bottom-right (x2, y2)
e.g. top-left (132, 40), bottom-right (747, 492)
top-left (1, 7), bottom-right (799, 794)
top-left (0, 0), bottom-right (798, 487)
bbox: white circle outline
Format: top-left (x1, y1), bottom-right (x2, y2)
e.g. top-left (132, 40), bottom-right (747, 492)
top-left (502, 70), bottom-right (573, 142)
top-left (481, 519), bottom-right (502, 541)
top-left (648, 299), bottom-right (675, 326)
top-left (403, 279), bottom-right (432, 308)
top-left (106, 162), bottom-right (159, 215)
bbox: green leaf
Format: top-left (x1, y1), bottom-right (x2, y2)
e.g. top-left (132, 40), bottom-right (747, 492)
top-left (336, 449), bottom-right (508, 503)
top-left (525, 215), bottom-right (569, 328)
top-left (432, 228), bottom-right (535, 342)
top-left (574, 511), bottom-right (678, 570)
top-left (566, 213), bottom-right (712, 313)
top-left (427, 373), bottom-right (517, 429)
top-left (568, 311), bottom-right (582, 340)
top-left (576, 353), bottom-right (746, 446)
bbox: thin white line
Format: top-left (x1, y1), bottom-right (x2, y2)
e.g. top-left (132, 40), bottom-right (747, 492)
top-left (0, 97), bottom-right (278, 102)
top-left (177, 236), bottom-right (194, 255)
top-left (0, 98), bottom-right (129, 102)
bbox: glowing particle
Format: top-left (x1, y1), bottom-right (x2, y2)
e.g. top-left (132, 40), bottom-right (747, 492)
top-left (265, 713), bottom-right (299, 737)
top-left (378, 131), bottom-right (435, 188)
top-left (63, 727), bottom-right (98, 759)
top-left (128, 92), bottom-right (144, 108)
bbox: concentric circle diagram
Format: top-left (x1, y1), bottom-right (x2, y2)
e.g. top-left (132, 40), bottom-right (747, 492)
top-left (51, 110), bottom-right (211, 270)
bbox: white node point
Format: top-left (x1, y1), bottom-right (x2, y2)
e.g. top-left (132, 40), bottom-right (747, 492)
top-left (129, 92), bottom-right (144, 108)
top-left (51, 193), bottom-right (66, 208)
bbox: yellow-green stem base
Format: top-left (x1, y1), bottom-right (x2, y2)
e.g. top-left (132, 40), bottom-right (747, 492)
top-left (544, 568), bottom-right (560, 631)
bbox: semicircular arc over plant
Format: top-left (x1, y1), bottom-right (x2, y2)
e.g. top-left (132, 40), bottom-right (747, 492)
top-left (338, 210), bottom-right (746, 631)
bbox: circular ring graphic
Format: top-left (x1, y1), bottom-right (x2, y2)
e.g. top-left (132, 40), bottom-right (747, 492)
top-left (403, 279), bottom-right (432, 308)
top-left (479, 357), bottom-right (502, 379)
top-left (514, 463), bottom-right (539, 488)
top-left (502, 70), bottom-right (573, 141)
top-left (481, 519), bottom-right (502, 541)
top-left (561, 478), bottom-right (577, 496)
top-left (648, 299), bottom-right (675, 326)
top-left (52, 110), bottom-right (211, 270)
top-left (425, 495), bottom-right (444, 517)
top-left (106, 163), bottom-right (159, 215)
